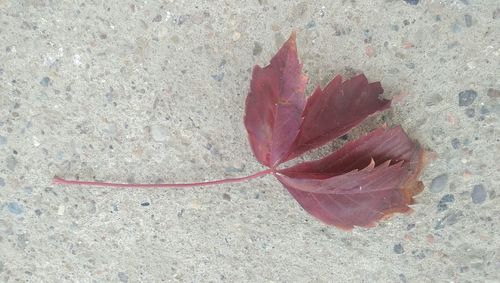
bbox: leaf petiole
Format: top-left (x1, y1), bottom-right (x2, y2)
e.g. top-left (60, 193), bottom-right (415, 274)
top-left (52, 168), bottom-right (274, 188)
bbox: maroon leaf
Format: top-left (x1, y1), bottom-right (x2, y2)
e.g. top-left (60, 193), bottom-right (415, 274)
top-left (284, 74), bottom-right (390, 162)
top-left (275, 127), bottom-right (425, 229)
top-left (244, 33), bottom-right (425, 229)
top-left (244, 32), bottom-right (308, 167)
top-left (280, 126), bottom-right (417, 178)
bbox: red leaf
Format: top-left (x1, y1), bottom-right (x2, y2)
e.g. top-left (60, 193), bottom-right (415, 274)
top-left (275, 127), bottom-right (425, 229)
top-left (284, 74), bottom-right (390, 162)
top-left (245, 33), bottom-right (425, 229)
top-left (244, 32), bottom-right (308, 167)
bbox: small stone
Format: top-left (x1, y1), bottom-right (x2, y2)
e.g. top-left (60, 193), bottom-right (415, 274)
top-left (365, 46), bottom-right (375, 57)
top-left (435, 211), bottom-right (462, 229)
top-left (191, 14), bottom-right (204, 25)
top-left (225, 165), bottom-right (245, 173)
top-left (6, 156), bottom-right (16, 171)
top-left (0, 177), bottom-right (4, 187)
top-left (7, 202), bottom-right (24, 215)
top-left (464, 14), bottom-right (473, 27)
top-left (306, 20), bottom-right (316, 29)
top-left (118, 272), bottom-right (129, 283)
top-left (253, 42), bottom-right (262, 56)
top-left (451, 138), bottom-right (461, 149)
top-left (388, 68), bottom-right (400, 74)
top-left (0, 136), bottom-right (5, 146)
top-left (17, 234), bottom-right (27, 249)
top-left (211, 73), bottom-right (224, 82)
top-left (429, 174), bottom-right (448, 193)
top-left (150, 125), bottom-right (169, 142)
top-left (493, 8), bottom-right (500, 19)
top-left (487, 88), bottom-right (500, 98)
top-left (437, 194), bottom-right (455, 212)
top-left (40, 76), bottom-right (51, 87)
top-left (403, 0), bottom-right (419, 5)
top-left (232, 31), bottom-right (241, 41)
top-left (451, 22), bottom-right (461, 33)
top-left (152, 15), bottom-right (162, 22)
top-left (425, 94), bottom-right (443, 106)
top-left (471, 184), bottom-right (487, 204)
top-left (222, 193), bottom-right (231, 201)
top-left (57, 205), bottom-right (65, 216)
top-left (141, 202), bottom-right (150, 206)
top-left (393, 243), bottom-right (405, 254)
top-left (479, 106), bottom-right (490, 115)
top-left (404, 61), bottom-right (415, 69)
top-left (174, 15), bottom-right (188, 25)
top-left (465, 108), bottom-right (475, 118)
top-left (458, 89), bottom-right (477, 106)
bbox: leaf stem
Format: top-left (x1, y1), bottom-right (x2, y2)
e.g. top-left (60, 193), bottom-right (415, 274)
top-left (52, 168), bottom-right (273, 189)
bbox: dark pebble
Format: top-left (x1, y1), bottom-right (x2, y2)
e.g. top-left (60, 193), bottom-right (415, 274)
top-left (437, 194), bottom-right (455, 212)
top-left (405, 62), bottom-right (415, 69)
top-left (177, 208), bottom-right (185, 218)
top-left (471, 184), bottom-right (487, 204)
top-left (40, 77), bottom-right (51, 87)
top-left (222, 193), bottom-right (231, 201)
top-left (174, 15), bottom-right (187, 25)
top-left (7, 202), bottom-right (24, 214)
top-left (211, 73), bottom-right (224, 82)
top-left (141, 202), bottom-right (150, 206)
top-left (493, 8), bottom-right (500, 19)
top-left (465, 108), bottom-right (475, 118)
top-left (413, 250), bottom-right (426, 260)
top-left (429, 174), bottom-right (448, 193)
top-left (451, 138), bottom-right (461, 149)
top-left (406, 223), bottom-right (415, 230)
top-left (458, 89), bottom-right (477, 106)
top-left (435, 211), bottom-right (462, 229)
top-left (118, 272), bottom-right (129, 283)
top-left (306, 20), bottom-right (316, 29)
top-left (253, 42), bottom-right (263, 56)
top-left (404, 0), bottom-right (419, 5)
top-left (393, 243), bottom-right (405, 254)
top-left (479, 106), bottom-right (489, 115)
top-left (152, 15), bottom-right (162, 22)
top-left (464, 14), bottom-right (473, 27)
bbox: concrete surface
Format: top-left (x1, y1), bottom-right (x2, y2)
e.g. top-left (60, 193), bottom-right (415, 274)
top-left (1, 0), bottom-right (499, 282)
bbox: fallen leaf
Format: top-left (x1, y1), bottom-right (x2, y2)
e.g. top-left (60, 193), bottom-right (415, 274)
top-left (245, 33), bottom-right (425, 229)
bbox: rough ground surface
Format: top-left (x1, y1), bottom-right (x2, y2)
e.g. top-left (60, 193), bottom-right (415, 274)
top-left (0, 0), bottom-right (499, 282)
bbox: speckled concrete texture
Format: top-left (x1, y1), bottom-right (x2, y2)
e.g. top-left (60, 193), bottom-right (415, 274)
top-left (0, 0), bottom-right (499, 282)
